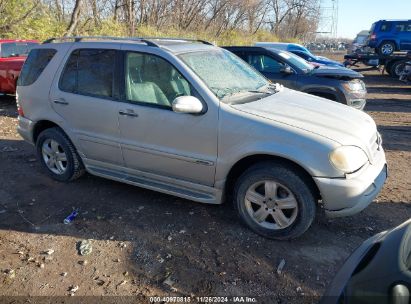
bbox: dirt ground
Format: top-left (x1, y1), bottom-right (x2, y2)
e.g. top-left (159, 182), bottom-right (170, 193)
top-left (0, 62), bottom-right (410, 303)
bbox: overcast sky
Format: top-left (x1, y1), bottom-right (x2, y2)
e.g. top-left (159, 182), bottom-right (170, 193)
top-left (336, 0), bottom-right (411, 38)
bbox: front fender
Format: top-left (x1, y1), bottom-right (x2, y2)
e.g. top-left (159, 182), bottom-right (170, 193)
top-left (215, 104), bottom-right (342, 186)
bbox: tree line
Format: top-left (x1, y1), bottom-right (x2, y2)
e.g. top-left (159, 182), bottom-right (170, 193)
top-left (0, 0), bottom-right (320, 44)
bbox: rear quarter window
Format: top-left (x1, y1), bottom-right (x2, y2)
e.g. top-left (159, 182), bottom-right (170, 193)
top-left (380, 22), bottom-right (392, 32)
top-left (17, 49), bottom-right (57, 86)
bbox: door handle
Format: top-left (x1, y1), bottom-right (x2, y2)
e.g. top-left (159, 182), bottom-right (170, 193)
top-left (119, 109), bottom-right (138, 117)
top-left (53, 98), bottom-right (69, 105)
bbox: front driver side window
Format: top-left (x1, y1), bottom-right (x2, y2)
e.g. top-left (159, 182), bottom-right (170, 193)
top-left (125, 52), bottom-right (192, 108)
top-left (248, 54), bottom-right (284, 73)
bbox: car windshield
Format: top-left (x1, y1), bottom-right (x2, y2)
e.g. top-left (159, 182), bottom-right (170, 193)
top-left (277, 51), bottom-right (314, 73)
top-left (1, 42), bottom-right (37, 58)
top-left (179, 49), bottom-right (271, 102)
top-left (356, 36), bottom-right (368, 44)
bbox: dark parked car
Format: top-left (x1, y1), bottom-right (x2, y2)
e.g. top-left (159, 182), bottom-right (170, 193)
top-left (348, 30), bottom-right (370, 54)
top-left (367, 20), bottom-right (411, 55)
top-left (224, 46), bottom-right (367, 110)
top-left (321, 219), bottom-right (411, 304)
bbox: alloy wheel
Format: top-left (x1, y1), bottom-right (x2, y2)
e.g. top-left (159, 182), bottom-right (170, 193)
top-left (244, 180), bottom-right (298, 230)
top-left (382, 44), bottom-right (394, 55)
top-left (41, 139), bottom-right (68, 175)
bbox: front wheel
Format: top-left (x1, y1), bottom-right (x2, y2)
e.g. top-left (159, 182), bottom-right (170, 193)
top-left (233, 162), bottom-right (316, 240)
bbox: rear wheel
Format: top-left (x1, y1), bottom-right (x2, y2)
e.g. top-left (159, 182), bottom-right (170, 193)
top-left (378, 41), bottom-right (395, 56)
top-left (385, 61), bottom-right (394, 76)
top-left (36, 127), bottom-right (85, 182)
top-left (233, 162), bottom-right (316, 240)
top-left (390, 61), bottom-right (406, 78)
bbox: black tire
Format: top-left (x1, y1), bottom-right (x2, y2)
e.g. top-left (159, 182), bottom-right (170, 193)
top-left (390, 61), bottom-right (406, 78)
top-left (385, 61), bottom-right (394, 76)
top-left (378, 41), bottom-right (395, 56)
top-left (36, 127), bottom-right (85, 182)
top-left (233, 161), bottom-right (316, 240)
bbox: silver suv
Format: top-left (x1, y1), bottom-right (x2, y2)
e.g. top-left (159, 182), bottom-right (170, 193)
top-left (17, 37), bottom-right (387, 240)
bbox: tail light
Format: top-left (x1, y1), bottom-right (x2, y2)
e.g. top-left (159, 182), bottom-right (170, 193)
top-left (16, 96), bottom-right (24, 117)
top-left (370, 33), bottom-right (376, 40)
top-left (17, 106), bottom-right (24, 117)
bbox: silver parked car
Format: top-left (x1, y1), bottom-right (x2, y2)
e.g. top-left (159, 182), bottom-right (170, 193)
top-left (16, 37), bottom-right (387, 240)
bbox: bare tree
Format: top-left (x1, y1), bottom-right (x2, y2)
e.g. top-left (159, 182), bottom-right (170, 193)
top-left (65, 0), bottom-right (83, 36)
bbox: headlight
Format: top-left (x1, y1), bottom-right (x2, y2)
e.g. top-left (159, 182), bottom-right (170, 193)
top-left (329, 146), bottom-right (368, 173)
top-left (342, 80), bottom-right (365, 92)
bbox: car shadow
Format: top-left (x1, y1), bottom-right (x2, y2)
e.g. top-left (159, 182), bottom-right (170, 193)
top-left (365, 99), bottom-right (411, 113)
top-left (0, 137), bottom-right (410, 298)
top-left (378, 125), bottom-right (411, 152)
top-left (367, 87), bottom-right (411, 95)
top-left (363, 74), bottom-right (408, 86)
top-left (0, 94), bottom-right (17, 118)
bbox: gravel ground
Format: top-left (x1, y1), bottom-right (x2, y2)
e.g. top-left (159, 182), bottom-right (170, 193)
top-left (0, 64), bottom-right (410, 303)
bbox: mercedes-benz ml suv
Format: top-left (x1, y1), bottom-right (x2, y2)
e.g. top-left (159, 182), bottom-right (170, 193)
top-left (16, 37), bottom-right (387, 240)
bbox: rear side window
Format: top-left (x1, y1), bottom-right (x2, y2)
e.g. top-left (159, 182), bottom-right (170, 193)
top-left (395, 23), bottom-right (408, 32)
top-left (380, 22), bottom-right (392, 32)
top-left (248, 54), bottom-right (284, 73)
top-left (60, 49), bottom-right (115, 98)
top-left (17, 48), bottom-right (57, 86)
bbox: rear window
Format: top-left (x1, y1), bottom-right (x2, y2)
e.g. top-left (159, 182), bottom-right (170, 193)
top-left (0, 42), bottom-right (38, 58)
top-left (17, 48), bottom-right (57, 86)
top-left (59, 49), bottom-right (115, 98)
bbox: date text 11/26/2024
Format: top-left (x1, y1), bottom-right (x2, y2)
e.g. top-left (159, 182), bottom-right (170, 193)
top-left (150, 296), bottom-right (257, 303)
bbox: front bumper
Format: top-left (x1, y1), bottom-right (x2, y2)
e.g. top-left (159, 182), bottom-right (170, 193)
top-left (17, 115), bottom-right (35, 145)
top-left (314, 155), bottom-right (387, 218)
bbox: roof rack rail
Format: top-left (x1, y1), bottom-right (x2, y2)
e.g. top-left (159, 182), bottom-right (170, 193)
top-left (42, 36), bottom-right (213, 46)
top-left (42, 36), bottom-right (159, 47)
top-left (133, 37), bottom-right (214, 45)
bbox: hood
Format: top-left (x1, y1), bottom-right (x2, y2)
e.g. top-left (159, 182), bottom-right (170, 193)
top-left (311, 65), bottom-right (363, 79)
top-left (230, 88), bottom-right (377, 157)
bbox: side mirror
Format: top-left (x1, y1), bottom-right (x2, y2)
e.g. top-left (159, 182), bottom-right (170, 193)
top-left (172, 96), bottom-right (204, 114)
top-left (281, 66), bottom-right (293, 75)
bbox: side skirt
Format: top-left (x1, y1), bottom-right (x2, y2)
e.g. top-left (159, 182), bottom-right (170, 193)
top-left (83, 159), bottom-right (223, 205)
